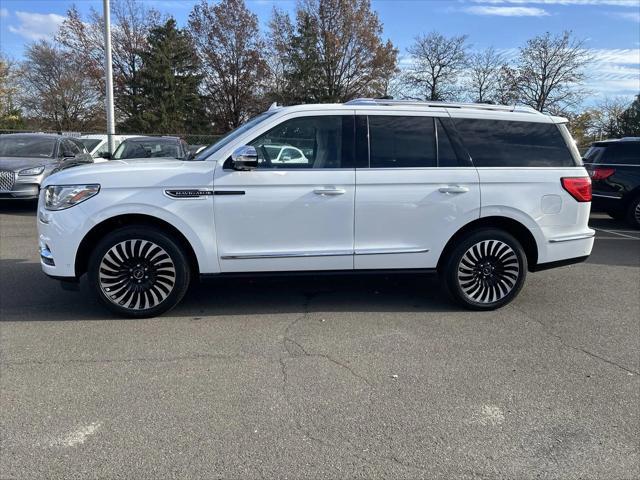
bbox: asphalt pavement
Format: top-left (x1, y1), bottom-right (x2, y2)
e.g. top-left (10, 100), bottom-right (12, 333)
top-left (1, 203), bottom-right (638, 479)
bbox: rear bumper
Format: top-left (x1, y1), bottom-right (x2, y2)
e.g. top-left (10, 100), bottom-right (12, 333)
top-left (536, 233), bottom-right (594, 269)
top-left (531, 255), bottom-right (589, 272)
top-left (591, 193), bottom-right (624, 212)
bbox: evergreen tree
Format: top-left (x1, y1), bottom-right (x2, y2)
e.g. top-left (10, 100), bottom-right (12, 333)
top-left (125, 18), bottom-right (206, 134)
top-left (617, 94), bottom-right (640, 137)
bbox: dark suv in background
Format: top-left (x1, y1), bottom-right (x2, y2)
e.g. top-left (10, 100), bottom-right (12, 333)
top-left (583, 137), bottom-right (640, 228)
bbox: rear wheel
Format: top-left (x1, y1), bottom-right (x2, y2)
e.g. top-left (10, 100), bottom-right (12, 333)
top-left (625, 196), bottom-right (640, 229)
top-left (88, 226), bottom-right (191, 318)
top-left (442, 229), bottom-right (527, 310)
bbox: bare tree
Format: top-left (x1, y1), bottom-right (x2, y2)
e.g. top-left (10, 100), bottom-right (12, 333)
top-left (0, 53), bottom-right (21, 120)
top-left (467, 47), bottom-right (504, 103)
top-left (511, 31), bottom-right (592, 113)
top-left (19, 41), bottom-right (102, 131)
top-left (591, 97), bottom-right (629, 138)
top-left (267, 0), bottom-right (398, 104)
top-left (188, 0), bottom-right (268, 131)
top-left (404, 32), bottom-right (469, 101)
top-left (56, 0), bottom-right (161, 123)
top-left (265, 8), bottom-right (295, 105)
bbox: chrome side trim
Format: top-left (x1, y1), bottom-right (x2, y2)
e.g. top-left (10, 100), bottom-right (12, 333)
top-left (592, 193), bottom-right (622, 200)
top-left (221, 250), bottom-right (353, 260)
top-left (548, 232), bottom-right (596, 243)
top-left (354, 247), bottom-right (429, 255)
top-left (221, 247), bottom-right (430, 260)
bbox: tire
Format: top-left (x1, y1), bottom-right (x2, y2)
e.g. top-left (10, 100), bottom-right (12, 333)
top-left (88, 226), bottom-right (191, 318)
top-left (441, 229), bottom-right (527, 310)
top-left (625, 196), bottom-right (640, 229)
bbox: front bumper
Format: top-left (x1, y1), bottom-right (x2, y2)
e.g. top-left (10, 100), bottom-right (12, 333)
top-left (0, 183), bottom-right (40, 199)
top-left (37, 200), bottom-right (85, 279)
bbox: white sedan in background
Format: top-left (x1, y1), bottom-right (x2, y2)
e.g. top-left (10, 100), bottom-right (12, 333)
top-left (78, 135), bottom-right (137, 162)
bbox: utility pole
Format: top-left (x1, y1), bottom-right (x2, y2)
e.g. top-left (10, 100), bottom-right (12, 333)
top-left (103, 0), bottom-right (116, 155)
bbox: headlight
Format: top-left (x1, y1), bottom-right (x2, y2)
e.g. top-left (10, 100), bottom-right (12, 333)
top-left (44, 184), bottom-right (100, 211)
top-left (18, 165), bottom-right (45, 176)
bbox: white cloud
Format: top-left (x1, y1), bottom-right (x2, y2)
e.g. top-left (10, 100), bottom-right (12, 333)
top-left (471, 0), bottom-right (640, 6)
top-left (610, 10), bottom-right (640, 22)
top-left (464, 6), bottom-right (551, 16)
top-left (7, 11), bottom-right (65, 41)
top-left (0, 8), bottom-right (9, 18)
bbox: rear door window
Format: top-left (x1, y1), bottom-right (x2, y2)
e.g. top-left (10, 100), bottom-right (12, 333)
top-left (369, 116), bottom-right (436, 168)
top-left (453, 119), bottom-right (575, 167)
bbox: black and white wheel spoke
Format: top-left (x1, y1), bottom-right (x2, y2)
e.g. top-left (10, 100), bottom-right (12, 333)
top-left (635, 202), bottom-right (640, 224)
top-left (99, 239), bottom-right (176, 311)
top-left (457, 240), bottom-right (520, 304)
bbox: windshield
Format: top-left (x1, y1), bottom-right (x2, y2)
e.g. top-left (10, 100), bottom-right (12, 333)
top-left (79, 139), bottom-right (102, 152)
top-left (113, 139), bottom-right (182, 160)
top-left (0, 136), bottom-right (57, 158)
top-left (194, 111), bottom-right (278, 160)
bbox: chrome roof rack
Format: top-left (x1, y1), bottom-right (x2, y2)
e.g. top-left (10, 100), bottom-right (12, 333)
top-left (344, 98), bottom-right (542, 115)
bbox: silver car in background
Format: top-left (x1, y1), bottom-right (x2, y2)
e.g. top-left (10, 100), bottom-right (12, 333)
top-left (0, 133), bottom-right (94, 200)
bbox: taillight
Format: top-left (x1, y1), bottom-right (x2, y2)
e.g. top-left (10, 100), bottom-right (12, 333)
top-left (589, 167), bottom-right (615, 181)
top-left (561, 177), bottom-right (592, 202)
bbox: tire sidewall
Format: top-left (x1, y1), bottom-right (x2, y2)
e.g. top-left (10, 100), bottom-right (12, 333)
top-left (626, 196), bottom-right (640, 229)
top-left (444, 229), bottom-right (528, 310)
top-left (88, 226), bottom-right (191, 318)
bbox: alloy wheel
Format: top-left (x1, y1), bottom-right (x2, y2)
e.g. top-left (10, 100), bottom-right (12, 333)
top-left (457, 240), bottom-right (520, 304)
top-left (98, 239), bottom-right (176, 310)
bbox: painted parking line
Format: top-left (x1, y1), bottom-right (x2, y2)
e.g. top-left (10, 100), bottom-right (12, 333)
top-left (594, 228), bottom-right (640, 240)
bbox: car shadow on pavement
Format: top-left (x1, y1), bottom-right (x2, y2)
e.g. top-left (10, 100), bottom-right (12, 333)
top-left (0, 258), bottom-right (461, 322)
top-left (0, 200), bottom-right (38, 216)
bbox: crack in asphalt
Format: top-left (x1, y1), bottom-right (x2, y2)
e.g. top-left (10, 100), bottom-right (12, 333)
top-left (513, 306), bottom-right (639, 376)
top-left (277, 292), bottom-right (430, 476)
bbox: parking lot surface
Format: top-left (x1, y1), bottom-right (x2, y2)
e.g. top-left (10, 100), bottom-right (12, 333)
top-left (1, 204), bottom-right (638, 479)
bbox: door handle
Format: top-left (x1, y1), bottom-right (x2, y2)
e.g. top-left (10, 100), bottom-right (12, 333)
top-left (314, 187), bottom-right (346, 196)
top-left (438, 185), bottom-right (469, 194)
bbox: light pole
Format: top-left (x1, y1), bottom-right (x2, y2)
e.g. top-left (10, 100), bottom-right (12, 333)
top-left (103, 0), bottom-right (116, 155)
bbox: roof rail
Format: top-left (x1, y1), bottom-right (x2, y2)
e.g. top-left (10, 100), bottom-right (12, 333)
top-left (344, 98), bottom-right (541, 115)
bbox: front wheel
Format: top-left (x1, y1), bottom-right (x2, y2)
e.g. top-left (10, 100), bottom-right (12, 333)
top-left (442, 229), bottom-right (527, 310)
top-left (88, 226), bottom-right (191, 318)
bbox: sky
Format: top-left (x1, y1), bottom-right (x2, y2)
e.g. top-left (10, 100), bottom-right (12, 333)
top-left (0, 0), bottom-right (639, 105)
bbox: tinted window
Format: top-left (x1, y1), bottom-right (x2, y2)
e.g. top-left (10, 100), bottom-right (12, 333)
top-left (0, 136), bottom-right (56, 158)
top-left (369, 116), bottom-right (436, 168)
top-left (79, 139), bottom-right (101, 152)
top-left (62, 139), bottom-right (81, 156)
top-left (453, 119), bottom-right (575, 167)
top-left (249, 115), bottom-right (352, 169)
top-left (436, 118), bottom-right (458, 167)
top-left (602, 143), bottom-right (640, 165)
top-left (583, 146), bottom-right (605, 164)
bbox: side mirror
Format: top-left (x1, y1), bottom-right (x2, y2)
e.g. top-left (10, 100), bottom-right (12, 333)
top-left (98, 152), bottom-right (111, 160)
top-left (231, 145), bottom-right (258, 170)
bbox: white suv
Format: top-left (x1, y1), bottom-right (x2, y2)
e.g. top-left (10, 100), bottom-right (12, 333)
top-left (37, 99), bottom-right (594, 317)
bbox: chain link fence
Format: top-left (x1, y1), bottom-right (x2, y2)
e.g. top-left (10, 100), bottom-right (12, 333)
top-left (0, 129), bottom-right (222, 147)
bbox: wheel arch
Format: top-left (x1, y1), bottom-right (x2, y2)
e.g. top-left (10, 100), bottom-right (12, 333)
top-left (437, 216), bottom-right (539, 272)
top-left (75, 214), bottom-right (200, 279)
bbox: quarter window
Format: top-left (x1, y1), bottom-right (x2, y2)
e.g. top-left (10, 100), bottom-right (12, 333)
top-left (369, 116), bottom-right (436, 168)
top-left (453, 119), bottom-right (575, 167)
top-left (602, 143), bottom-right (640, 165)
top-left (249, 115), bottom-right (353, 169)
